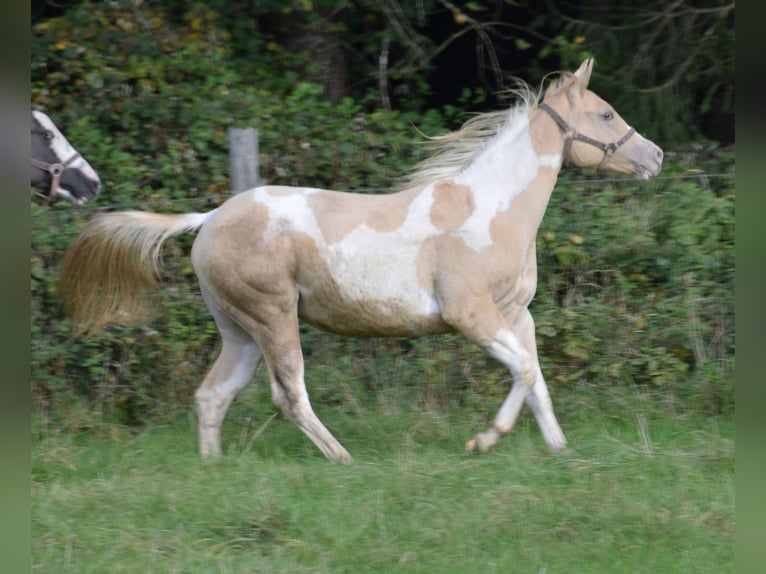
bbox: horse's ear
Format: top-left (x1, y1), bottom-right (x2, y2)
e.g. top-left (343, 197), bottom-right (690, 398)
top-left (572, 58), bottom-right (594, 95)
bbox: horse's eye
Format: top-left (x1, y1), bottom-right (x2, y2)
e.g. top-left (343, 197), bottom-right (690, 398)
top-left (603, 111), bottom-right (614, 121)
top-left (44, 130), bottom-right (54, 141)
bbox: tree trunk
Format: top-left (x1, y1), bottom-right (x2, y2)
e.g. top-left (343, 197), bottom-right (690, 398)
top-left (267, 8), bottom-right (348, 104)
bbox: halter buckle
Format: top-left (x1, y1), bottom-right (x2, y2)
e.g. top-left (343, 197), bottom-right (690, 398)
top-left (31, 153), bottom-right (80, 202)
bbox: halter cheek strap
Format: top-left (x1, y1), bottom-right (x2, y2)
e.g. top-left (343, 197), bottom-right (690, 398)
top-left (31, 152), bottom-right (81, 203)
top-left (537, 102), bottom-right (635, 171)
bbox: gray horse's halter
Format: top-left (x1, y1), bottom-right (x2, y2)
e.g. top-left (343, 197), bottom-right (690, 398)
top-left (31, 128), bottom-right (81, 202)
top-left (538, 102), bottom-right (635, 171)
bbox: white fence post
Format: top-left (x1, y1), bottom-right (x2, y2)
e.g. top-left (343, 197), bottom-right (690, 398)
top-left (227, 127), bottom-right (259, 195)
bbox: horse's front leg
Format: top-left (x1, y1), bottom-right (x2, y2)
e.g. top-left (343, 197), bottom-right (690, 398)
top-left (513, 308), bottom-right (567, 451)
top-left (464, 323), bottom-right (539, 454)
top-left (438, 291), bottom-right (538, 453)
top-left (446, 301), bottom-right (566, 453)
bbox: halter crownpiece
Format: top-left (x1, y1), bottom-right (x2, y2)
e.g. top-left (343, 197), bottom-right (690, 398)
top-left (537, 102), bottom-right (635, 171)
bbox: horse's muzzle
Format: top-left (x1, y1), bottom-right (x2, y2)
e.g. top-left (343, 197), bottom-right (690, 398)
top-left (634, 141), bottom-right (663, 180)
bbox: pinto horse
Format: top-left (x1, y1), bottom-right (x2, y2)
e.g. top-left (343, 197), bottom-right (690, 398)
top-left (32, 110), bottom-right (102, 204)
top-left (59, 60), bottom-right (662, 462)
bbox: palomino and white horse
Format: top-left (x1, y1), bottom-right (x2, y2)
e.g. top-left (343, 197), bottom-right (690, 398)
top-left (59, 59), bottom-right (662, 462)
top-left (31, 110), bottom-right (102, 204)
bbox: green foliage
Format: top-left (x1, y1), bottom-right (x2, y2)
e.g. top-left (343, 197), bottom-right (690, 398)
top-left (532, 153), bottom-right (734, 414)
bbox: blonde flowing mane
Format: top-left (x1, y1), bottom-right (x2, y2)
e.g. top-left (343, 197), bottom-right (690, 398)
top-left (401, 73), bottom-right (572, 190)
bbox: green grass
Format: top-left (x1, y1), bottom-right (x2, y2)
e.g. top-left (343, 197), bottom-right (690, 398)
top-left (32, 387), bottom-right (734, 573)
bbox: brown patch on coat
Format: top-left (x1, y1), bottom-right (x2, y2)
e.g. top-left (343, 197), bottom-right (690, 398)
top-left (307, 189), bottom-right (415, 244)
top-left (429, 181), bottom-right (475, 231)
top-left (192, 193), bottom-right (279, 304)
top-left (415, 233), bottom-right (509, 345)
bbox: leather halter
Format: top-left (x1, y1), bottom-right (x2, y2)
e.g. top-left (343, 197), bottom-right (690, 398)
top-left (538, 102), bottom-right (636, 171)
top-left (31, 129), bottom-right (81, 202)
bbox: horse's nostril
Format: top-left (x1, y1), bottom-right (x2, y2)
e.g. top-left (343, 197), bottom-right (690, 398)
top-left (656, 148), bottom-right (664, 163)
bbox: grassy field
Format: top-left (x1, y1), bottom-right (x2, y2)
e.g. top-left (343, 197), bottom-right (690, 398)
top-left (32, 385), bottom-right (734, 573)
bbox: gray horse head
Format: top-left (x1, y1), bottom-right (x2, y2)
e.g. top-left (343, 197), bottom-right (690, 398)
top-left (31, 110), bottom-right (102, 204)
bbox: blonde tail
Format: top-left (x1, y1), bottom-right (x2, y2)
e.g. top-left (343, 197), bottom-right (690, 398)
top-left (59, 210), bottom-right (211, 335)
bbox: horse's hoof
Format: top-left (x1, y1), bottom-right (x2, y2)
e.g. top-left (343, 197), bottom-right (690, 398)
top-left (466, 428), bottom-right (501, 454)
top-left (330, 448), bottom-right (352, 464)
top-left (465, 433), bottom-right (490, 454)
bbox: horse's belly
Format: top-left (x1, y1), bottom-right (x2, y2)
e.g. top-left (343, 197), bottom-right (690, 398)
top-left (297, 282), bottom-right (449, 337)
top-left (294, 231), bottom-right (451, 336)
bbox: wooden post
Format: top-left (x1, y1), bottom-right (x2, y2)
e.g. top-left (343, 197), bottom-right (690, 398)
top-left (227, 127), bottom-right (259, 194)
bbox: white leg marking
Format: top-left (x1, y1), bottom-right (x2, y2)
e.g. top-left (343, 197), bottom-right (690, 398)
top-left (525, 365), bottom-right (567, 451)
top-left (466, 328), bottom-right (536, 453)
top-left (195, 341), bottom-right (262, 457)
top-left (514, 310), bottom-right (567, 451)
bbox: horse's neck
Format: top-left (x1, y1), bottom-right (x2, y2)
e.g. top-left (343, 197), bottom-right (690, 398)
top-left (455, 112), bottom-right (563, 233)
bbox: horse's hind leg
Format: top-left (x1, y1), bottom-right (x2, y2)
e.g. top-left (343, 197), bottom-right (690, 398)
top-left (249, 311), bottom-right (352, 463)
top-left (266, 345), bottom-right (352, 463)
top-left (195, 292), bottom-right (262, 457)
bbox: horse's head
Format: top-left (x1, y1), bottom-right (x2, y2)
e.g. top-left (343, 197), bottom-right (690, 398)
top-left (540, 59), bottom-right (663, 180)
top-left (31, 110), bottom-right (102, 204)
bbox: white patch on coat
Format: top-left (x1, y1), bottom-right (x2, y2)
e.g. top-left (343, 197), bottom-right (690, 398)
top-left (538, 154), bottom-right (563, 168)
top-left (325, 223), bottom-right (436, 316)
top-left (253, 187), bottom-right (323, 243)
top-left (452, 116), bottom-right (545, 252)
top-left (321, 183), bottom-right (453, 318)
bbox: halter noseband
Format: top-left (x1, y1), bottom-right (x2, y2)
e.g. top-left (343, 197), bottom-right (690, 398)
top-left (538, 102), bottom-right (635, 171)
top-left (31, 129), bottom-right (81, 202)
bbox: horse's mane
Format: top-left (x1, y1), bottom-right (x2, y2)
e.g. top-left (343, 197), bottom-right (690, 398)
top-left (400, 72), bottom-right (572, 190)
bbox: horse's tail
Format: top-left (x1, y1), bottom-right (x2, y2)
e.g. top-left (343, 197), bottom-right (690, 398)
top-left (59, 210), bottom-right (212, 335)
